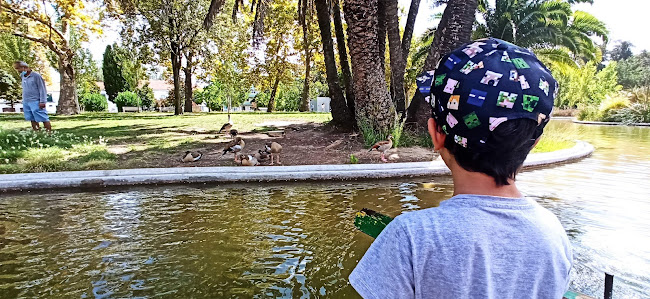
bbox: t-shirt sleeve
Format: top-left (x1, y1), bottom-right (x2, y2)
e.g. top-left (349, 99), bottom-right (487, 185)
top-left (349, 218), bottom-right (414, 299)
top-left (35, 74), bottom-right (47, 103)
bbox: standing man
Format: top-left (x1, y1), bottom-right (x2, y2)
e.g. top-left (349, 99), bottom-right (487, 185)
top-left (13, 61), bottom-right (52, 132)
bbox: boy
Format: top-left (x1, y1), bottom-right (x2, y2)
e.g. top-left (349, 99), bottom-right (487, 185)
top-left (349, 38), bottom-right (572, 298)
top-left (13, 61), bottom-right (52, 132)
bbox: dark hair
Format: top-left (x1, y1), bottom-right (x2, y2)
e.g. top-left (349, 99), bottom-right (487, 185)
top-left (440, 118), bottom-right (539, 186)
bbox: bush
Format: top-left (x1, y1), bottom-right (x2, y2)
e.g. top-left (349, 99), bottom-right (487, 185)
top-left (79, 93), bottom-right (108, 112)
top-left (114, 91), bottom-right (142, 111)
top-left (136, 84), bottom-right (155, 109)
top-left (599, 94), bottom-right (630, 122)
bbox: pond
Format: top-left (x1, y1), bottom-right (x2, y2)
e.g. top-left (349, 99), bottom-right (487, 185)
top-left (0, 120), bottom-right (648, 298)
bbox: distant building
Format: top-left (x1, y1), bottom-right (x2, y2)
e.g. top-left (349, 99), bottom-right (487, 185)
top-left (310, 97), bottom-right (331, 112)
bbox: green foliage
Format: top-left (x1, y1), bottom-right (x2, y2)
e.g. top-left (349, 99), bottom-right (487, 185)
top-left (79, 93), bottom-right (108, 112)
top-left (359, 113), bottom-right (405, 148)
top-left (609, 41), bottom-right (634, 61)
top-left (114, 91), bottom-right (142, 111)
top-left (349, 154), bottom-right (359, 164)
top-left (616, 51), bottom-right (650, 89)
top-left (0, 68), bottom-right (18, 104)
top-left (0, 33), bottom-right (49, 105)
top-left (554, 61), bottom-right (621, 109)
top-left (598, 94), bottom-right (630, 122)
top-left (614, 88), bottom-right (650, 124)
top-left (194, 80), bottom-right (227, 111)
top-left (70, 28), bottom-right (100, 95)
top-left (103, 44), bottom-right (128, 102)
top-left (0, 129), bottom-right (102, 165)
top-left (477, 0), bottom-right (608, 63)
top-left (136, 83), bottom-right (155, 108)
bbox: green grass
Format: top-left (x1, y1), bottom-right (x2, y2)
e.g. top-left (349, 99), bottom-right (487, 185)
top-left (0, 112), bottom-right (332, 174)
top-left (0, 112), bottom-right (575, 174)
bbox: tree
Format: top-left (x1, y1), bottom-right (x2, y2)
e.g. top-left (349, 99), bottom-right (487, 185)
top-left (315, 0), bottom-right (354, 129)
top-left (331, 0), bottom-right (355, 119)
top-left (610, 41), bottom-right (634, 62)
top-left (344, 0), bottom-right (396, 135)
top-left (617, 51), bottom-right (650, 89)
top-left (102, 45), bottom-right (128, 102)
top-left (405, 0), bottom-right (478, 130)
top-left (298, 0), bottom-right (316, 112)
top-left (401, 0), bottom-right (421, 63)
top-left (0, 0), bottom-right (102, 115)
top-left (385, 0), bottom-right (406, 114)
top-left (476, 0), bottom-right (608, 62)
top-left (115, 0), bottom-right (224, 115)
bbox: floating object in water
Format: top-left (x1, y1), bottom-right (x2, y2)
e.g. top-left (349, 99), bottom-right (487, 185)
top-left (354, 208), bottom-right (393, 239)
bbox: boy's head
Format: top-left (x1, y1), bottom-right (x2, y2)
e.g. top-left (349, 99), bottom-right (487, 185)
top-left (417, 38), bottom-right (557, 186)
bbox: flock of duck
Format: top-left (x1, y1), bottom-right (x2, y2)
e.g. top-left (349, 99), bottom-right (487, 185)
top-left (181, 122), bottom-right (395, 166)
top-left (181, 122), bottom-right (283, 166)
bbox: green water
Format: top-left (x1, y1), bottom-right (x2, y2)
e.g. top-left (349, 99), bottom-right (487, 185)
top-left (0, 120), bottom-right (648, 298)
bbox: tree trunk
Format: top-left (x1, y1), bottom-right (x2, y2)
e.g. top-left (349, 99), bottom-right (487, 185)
top-left (184, 51), bottom-right (194, 113)
top-left (332, 0), bottom-right (355, 119)
top-left (405, 0), bottom-right (477, 130)
top-left (344, 0), bottom-right (395, 135)
top-left (299, 0), bottom-right (311, 112)
top-left (267, 75), bottom-right (280, 113)
top-left (377, 0), bottom-right (387, 72)
top-left (314, 0), bottom-right (353, 129)
top-left (300, 51), bottom-right (311, 112)
top-left (56, 54), bottom-right (80, 115)
top-left (171, 42), bottom-right (183, 115)
top-left (401, 0), bottom-right (421, 62)
top-left (385, 0), bottom-right (406, 115)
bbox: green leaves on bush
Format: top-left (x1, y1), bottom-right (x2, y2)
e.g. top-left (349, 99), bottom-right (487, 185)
top-left (114, 91), bottom-right (142, 111)
top-left (79, 93), bottom-right (108, 112)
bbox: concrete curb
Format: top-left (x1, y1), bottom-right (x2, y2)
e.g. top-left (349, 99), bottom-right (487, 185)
top-left (573, 120), bottom-right (650, 127)
top-left (0, 141), bottom-right (594, 192)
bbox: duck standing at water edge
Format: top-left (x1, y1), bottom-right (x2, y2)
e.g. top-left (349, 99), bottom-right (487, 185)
top-left (369, 135), bottom-right (393, 162)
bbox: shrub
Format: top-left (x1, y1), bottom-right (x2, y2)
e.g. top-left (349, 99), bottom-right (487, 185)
top-left (114, 91), bottom-right (142, 111)
top-left (599, 94), bottom-right (630, 122)
top-left (136, 84), bottom-right (155, 109)
top-left (79, 93), bottom-right (108, 112)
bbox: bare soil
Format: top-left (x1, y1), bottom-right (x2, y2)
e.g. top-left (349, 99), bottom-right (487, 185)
top-left (120, 122), bottom-right (439, 168)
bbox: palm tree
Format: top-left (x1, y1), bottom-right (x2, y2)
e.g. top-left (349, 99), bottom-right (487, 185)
top-left (476, 0), bottom-right (608, 63)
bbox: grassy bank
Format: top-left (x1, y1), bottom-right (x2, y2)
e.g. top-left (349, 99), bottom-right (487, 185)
top-left (0, 112), bottom-right (574, 174)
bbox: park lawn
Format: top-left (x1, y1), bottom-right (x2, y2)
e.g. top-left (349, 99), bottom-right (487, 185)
top-left (0, 112), bottom-right (332, 174)
top-left (0, 112), bottom-right (574, 174)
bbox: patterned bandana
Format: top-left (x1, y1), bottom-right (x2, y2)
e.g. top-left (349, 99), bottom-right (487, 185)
top-left (416, 38), bottom-right (557, 151)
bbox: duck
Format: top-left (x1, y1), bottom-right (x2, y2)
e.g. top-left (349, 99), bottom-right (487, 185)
top-left (219, 122), bottom-right (233, 134)
top-left (229, 129), bottom-right (238, 139)
top-left (222, 137), bottom-right (245, 161)
top-left (181, 151), bottom-right (203, 163)
top-left (239, 154), bottom-right (259, 166)
top-left (368, 135), bottom-right (393, 162)
top-left (255, 149), bottom-right (270, 162)
top-left (264, 142), bottom-right (283, 165)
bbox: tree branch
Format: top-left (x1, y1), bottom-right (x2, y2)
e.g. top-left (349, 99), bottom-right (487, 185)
top-left (11, 31), bottom-right (64, 56)
top-left (0, 3), bottom-right (67, 42)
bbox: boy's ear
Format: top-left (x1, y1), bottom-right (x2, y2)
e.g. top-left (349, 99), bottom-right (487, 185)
top-left (428, 118), bottom-right (446, 151)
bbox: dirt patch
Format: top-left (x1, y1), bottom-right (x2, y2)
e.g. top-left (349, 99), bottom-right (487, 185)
top-left (122, 123), bottom-right (439, 168)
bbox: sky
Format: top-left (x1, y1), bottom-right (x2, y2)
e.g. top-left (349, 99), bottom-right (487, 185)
top-left (60, 0), bottom-right (650, 84)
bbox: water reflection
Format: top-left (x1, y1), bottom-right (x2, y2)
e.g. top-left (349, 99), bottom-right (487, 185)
top-left (0, 121), bottom-right (648, 298)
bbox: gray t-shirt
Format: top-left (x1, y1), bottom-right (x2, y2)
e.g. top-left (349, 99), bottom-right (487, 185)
top-left (349, 194), bottom-right (572, 299)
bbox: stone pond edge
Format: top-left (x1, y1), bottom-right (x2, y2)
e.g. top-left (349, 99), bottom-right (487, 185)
top-left (573, 119), bottom-right (650, 127)
top-left (0, 141), bottom-right (594, 192)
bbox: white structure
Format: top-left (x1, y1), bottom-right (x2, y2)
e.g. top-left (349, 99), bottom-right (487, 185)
top-left (310, 97), bottom-right (331, 112)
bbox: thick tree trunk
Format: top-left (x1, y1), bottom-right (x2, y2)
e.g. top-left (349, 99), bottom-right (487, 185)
top-left (344, 0), bottom-right (396, 136)
top-left (405, 0), bottom-right (477, 130)
top-left (401, 0), bottom-right (421, 62)
top-left (332, 0), bottom-right (355, 119)
top-left (315, 0), bottom-right (353, 129)
top-left (56, 55), bottom-right (80, 115)
top-left (299, 0), bottom-right (311, 112)
top-left (385, 0), bottom-right (406, 115)
top-left (184, 51), bottom-right (194, 113)
top-left (377, 0), bottom-right (387, 72)
top-left (267, 75), bottom-right (280, 113)
top-left (171, 42), bottom-right (183, 115)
